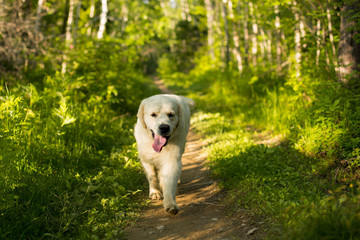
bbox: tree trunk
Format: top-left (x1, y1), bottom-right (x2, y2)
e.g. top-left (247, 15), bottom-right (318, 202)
top-left (221, 0), bottom-right (230, 69)
top-left (227, 0), bottom-right (243, 72)
top-left (293, 1), bottom-right (301, 79)
top-left (87, 0), bottom-right (95, 36)
top-left (243, 1), bottom-right (249, 65)
top-left (316, 19), bottom-right (321, 66)
top-left (204, 0), bottom-right (215, 59)
top-left (338, 1), bottom-right (360, 86)
top-left (73, 0), bottom-right (81, 47)
top-left (323, 22), bottom-right (330, 65)
top-left (259, 27), bottom-right (268, 64)
top-left (255, 7), bottom-right (266, 65)
top-left (326, 1), bottom-right (336, 66)
top-left (97, 0), bottom-right (108, 39)
top-left (260, 27), bottom-right (272, 63)
top-left (61, 0), bottom-right (75, 74)
top-left (62, 0), bottom-right (70, 34)
top-left (121, 1), bottom-right (129, 31)
top-left (35, 0), bottom-right (45, 32)
top-left (249, 2), bottom-right (258, 66)
top-left (274, 4), bottom-right (282, 73)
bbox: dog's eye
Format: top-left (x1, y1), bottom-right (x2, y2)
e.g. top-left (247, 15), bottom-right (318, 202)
top-left (151, 113), bottom-right (157, 117)
top-left (168, 113), bottom-right (175, 118)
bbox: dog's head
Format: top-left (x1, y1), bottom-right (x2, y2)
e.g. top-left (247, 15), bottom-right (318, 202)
top-left (137, 95), bottom-right (181, 153)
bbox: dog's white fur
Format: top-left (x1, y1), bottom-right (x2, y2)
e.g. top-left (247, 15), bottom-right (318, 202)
top-left (134, 94), bottom-right (195, 214)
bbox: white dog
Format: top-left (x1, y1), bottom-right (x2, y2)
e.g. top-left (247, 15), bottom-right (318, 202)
top-left (134, 94), bottom-right (195, 215)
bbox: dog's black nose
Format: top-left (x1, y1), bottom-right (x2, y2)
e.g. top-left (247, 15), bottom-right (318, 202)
top-left (159, 124), bottom-right (170, 135)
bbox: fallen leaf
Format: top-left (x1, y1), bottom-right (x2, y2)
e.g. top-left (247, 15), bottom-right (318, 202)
top-left (156, 225), bottom-right (165, 231)
top-left (247, 227), bottom-right (258, 235)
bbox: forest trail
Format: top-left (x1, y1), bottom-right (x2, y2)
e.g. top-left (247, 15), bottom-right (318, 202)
top-left (125, 79), bottom-right (264, 240)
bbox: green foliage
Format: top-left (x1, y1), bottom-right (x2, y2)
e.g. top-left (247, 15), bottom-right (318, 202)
top-left (192, 113), bottom-right (324, 216)
top-left (1, 0), bottom-right (360, 238)
top-left (162, 44), bottom-right (360, 238)
top-left (0, 38), bottom-right (158, 238)
top-left (285, 188), bottom-right (360, 240)
top-left (191, 111), bottom-right (360, 239)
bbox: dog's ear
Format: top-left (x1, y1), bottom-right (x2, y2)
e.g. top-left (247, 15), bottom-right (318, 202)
top-left (181, 96), bottom-right (195, 110)
top-left (137, 99), bottom-right (147, 130)
top-left (175, 96), bottom-right (194, 134)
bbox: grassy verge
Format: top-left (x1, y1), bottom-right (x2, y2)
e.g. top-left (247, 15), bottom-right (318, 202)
top-left (0, 44), bottom-right (159, 239)
top-left (159, 58), bottom-right (360, 239)
top-left (191, 112), bottom-right (359, 239)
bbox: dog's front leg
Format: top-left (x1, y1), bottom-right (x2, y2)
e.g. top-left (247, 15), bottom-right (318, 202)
top-left (159, 160), bottom-right (182, 215)
top-left (141, 161), bottom-right (163, 200)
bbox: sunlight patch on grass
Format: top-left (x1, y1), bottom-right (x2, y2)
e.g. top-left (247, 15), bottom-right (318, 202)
top-left (191, 111), bottom-right (360, 239)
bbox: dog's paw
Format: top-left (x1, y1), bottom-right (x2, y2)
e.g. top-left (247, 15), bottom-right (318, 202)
top-left (149, 191), bottom-right (163, 200)
top-left (165, 205), bottom-right (179, 215)
top-left (164, 202), bottom-right (179, 215)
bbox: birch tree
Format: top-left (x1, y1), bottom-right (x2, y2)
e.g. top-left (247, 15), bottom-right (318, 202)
top-left (97, 0), bottom-right (108, 39)
top-left (326, 1), bottom-right (336, 66)
top-left (73, 0), bottom-right (82, 47)
top-left (274, 4), bottom-right (281, 72)
top-left (316, 19), bottom-right (321, 66)
top-left (220, 0), bottom-right (230, 68)
top-left (322, 20), bottom-right (330, 65)
top-left (243, 1), bottom-right (249, 65)
top-left (87, 0), bottom-right (95, 36)
top-left (293, 1), bottom-right (301, 79)
top-left (260, 27), bottom-right (272, 63)
top-left (61, 0), bottom-right (75, 75)
top-left (204, 0), bottom-right (215, 59)
top-left (35, 0), bottom-right (45, 32)
top-left (227, 0), bottom-right (243, 72)
top-left (249, 2), bottom-right (258, 66)
top-left (338, 1), bottom-right (360, 85)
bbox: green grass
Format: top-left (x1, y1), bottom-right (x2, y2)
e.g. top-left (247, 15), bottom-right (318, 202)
top-left (0, 48), bottom-right (159, 238)
top-left (191, 111), bottom-right (360, 239)
top-left (160, 56), bottom-right (360, 239)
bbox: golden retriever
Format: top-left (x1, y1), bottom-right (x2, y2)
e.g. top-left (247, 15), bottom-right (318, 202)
top-left (134, 94), bottom-right (195, 214)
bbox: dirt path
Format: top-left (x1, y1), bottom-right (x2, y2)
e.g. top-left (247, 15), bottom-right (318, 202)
top-left (125, 79), bottom-right (264, 240)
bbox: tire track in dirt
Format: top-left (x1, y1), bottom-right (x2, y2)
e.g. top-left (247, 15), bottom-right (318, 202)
top-left (125, 78), bottom-right (263, 240)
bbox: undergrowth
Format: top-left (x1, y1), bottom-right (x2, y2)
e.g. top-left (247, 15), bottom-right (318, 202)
top-left (191, 112), bottom-right (360, 239)
top-left (160, 53), bottom-right (360, 239)
top-left (0, 40), bottom-right (158, 239)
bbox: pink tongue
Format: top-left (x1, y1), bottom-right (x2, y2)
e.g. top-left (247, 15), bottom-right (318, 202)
top-left (152, 135), bottom-right (167, 153)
